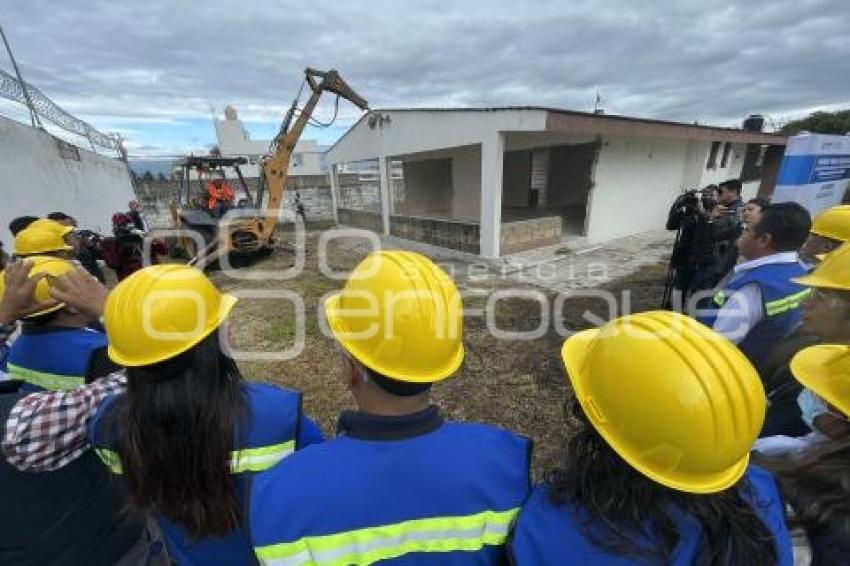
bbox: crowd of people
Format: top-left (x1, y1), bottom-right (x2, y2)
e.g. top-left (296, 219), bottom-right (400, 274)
top-left (0, 190), bottom-right (848, 565)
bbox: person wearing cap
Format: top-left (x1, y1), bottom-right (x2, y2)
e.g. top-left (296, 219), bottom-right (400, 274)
top-left (2, 264), bottom-right (324, 565)
top-left (800, 204), bottom-right (850, 267)
top-left (510, 311), bottom-right (792, 565)
top-left (1, 258), bottom-right (116, 393)
top-left (757, 242), bottom-right (850, 440)
top-left (249, 250), bottom-right (531, 565)
top-left (768, 344), bottom-right (850, 565)
top-left (11, 218), bottom-right (76, 260)
top-left (697, 202), bottom-right (812, 368)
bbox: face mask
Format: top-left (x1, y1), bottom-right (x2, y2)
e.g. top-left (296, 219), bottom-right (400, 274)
top-left (798, 388), bottom-right (829, 429)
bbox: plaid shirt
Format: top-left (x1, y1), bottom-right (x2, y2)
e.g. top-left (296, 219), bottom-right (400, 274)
top-left (2, 372), bottom-right (126, 471)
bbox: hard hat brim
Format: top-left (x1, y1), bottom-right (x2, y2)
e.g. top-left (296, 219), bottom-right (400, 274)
top-left (791, 344), bottom-right (850, 419)
top-left (792, 272), bottom-right (844, 291)
top-left (561, 328), bottom-right (751, 494)
top-left (107, 292), bottom-right (238, 367)
top-left (23, 302), bottom-right (66, 319)
top-left (324, 292), bottom-right (464, 384)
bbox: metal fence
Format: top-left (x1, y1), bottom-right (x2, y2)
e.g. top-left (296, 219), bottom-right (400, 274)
top-left (0, 67), bottom-right (121, 152)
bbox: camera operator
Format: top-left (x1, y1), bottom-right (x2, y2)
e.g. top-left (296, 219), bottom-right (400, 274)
top-left (709, 179), bottom-right (745, 283)
top-left (665, 185), bottom-right (719, 304)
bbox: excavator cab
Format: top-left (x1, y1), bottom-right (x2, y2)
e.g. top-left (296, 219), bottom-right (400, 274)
top-left (170, 156), bottom-right (257, 259)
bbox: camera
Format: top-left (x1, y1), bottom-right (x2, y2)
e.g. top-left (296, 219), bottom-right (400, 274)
top-left (679, 187), bottom-right (717, 212)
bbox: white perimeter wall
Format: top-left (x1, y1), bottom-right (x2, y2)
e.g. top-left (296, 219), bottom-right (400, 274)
top-left (0, 116), bottom-right (136, 248)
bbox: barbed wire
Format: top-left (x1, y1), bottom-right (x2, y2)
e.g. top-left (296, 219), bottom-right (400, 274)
top-left (0, 67), bottom-right (120, 151)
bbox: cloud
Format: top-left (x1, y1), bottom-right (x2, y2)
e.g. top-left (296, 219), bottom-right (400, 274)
top-left (3, 0), bottom-right (848, 155)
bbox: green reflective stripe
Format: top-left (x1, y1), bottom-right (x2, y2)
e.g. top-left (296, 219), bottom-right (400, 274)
top-left (96, 448), bottom-right (123, 474)
top-left (231, 440), bottom-right (295, 473)
top-left (254, 508), bottom-right (519, 566)
top-left (713, 291), bottom-right (727, 306)
top-left (94, 441), bottom-right (295, 476)
top-left (765, 288), bottom-right (812, 316)
top-left (7, 363), bottom-right (84, 391)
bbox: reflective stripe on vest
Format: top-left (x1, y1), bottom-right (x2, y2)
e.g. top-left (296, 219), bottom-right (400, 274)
top-left (764, 288), bottom-right (812, 317)
top-left (7, 363), bottom-right (84, 391)
top-left (254, 508), bottom-right (519, 566)
top-left (95, 440), bottom-right (295, 475)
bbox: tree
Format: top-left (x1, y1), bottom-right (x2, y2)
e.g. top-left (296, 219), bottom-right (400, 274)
top-left (157, 172), bottom-right (167, 182)
top-left (142, 170), bottom-right (155, 182)
top-left (781, 109), bottom-right (850, 135)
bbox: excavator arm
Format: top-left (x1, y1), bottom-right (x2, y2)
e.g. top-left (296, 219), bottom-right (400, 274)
top-left (260, 68), bottom-right (368, 240)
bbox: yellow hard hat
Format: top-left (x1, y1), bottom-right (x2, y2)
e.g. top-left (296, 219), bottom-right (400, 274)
top-left (104, 264), bottom-right (237, 367)
top-left (324, 250), bottom-right (463, 383)
top-left (13, 219), bottom-right (74, 256)
top-left (0, 256), bottom-right (75, 318)
top-left (794, 242), bottom-right (850, 291)
top-left (811, 205), bottom-right (850, 242)
top-left (561, 310), bottom-right (765, 494)
top-left (791, 344), bottom-right (850, 418)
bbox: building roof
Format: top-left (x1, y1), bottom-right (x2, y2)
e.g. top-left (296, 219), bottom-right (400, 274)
top-left (329, 106), bottom-right (786, 153)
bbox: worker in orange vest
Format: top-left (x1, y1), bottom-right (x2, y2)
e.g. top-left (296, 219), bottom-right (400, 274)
top-left (206, 179), bottom-right (235, 218)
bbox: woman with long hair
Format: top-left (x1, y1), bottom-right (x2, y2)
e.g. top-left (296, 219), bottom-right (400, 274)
top-left (766, 344), bottom-right (850, 564)
top-left (67, 264), bottom-right (322, 564)
top-left (511, 311), bottom-right (793, 565)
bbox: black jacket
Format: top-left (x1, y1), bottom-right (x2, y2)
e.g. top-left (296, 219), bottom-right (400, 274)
top-left (0, 382), bottom-right (146, 566)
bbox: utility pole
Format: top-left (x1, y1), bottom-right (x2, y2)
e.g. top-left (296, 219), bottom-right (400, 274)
top-left (0, 25), bottom-right (43, 129)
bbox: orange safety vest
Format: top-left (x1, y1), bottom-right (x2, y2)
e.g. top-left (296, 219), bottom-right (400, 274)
top-left (206, 182), bottom-right (235, 210)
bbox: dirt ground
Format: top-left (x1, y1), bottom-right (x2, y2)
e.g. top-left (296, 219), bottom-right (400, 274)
top-left (210, 229), bottom-right (669, 478)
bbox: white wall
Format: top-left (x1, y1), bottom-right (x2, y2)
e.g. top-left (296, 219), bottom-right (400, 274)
top-left (698, 142), bottom-right (747, 187)
top-left (0, 116), bottom-right (136, 248)
top-left (327, 109), bottom-right (547, 165)
top-left (586, 136), bottom-right (692, 243)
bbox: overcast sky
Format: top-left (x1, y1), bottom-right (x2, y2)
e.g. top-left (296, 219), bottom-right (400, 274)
top-left (2, 0), bottom-right (848, 157)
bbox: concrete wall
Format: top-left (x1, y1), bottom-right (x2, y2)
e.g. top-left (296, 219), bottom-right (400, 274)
top-left (450, 146), bottom-right (481, 221)
top-left (398, 158), bottom-right (452, 217)
top-left (0, 115), bottom-right (136, 247)
top-left (327, 109), bottom-right (548, 164)
top-left (547, 143), bottom-right (598, 207)
top-left (135, 177), bottom-right (335, 229)
top-left (502, 150), bottom-right (532, 208)
top-left (698, 142), bottom-right (746, 187)
top-left (587, 136), bottom-right (692, 243)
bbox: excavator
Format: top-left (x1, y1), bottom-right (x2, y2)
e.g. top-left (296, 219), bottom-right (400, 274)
top-left (173, 68), bottom-right (368, 269)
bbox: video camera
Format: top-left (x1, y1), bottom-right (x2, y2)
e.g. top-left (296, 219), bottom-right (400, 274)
top-left (678, 185), bottom-right (717, 212)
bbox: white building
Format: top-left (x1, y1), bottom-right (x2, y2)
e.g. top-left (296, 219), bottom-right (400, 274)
top-left (326, 107), bottom-right (787, 257)
top-left (213, 105), bottom-right (325, 178)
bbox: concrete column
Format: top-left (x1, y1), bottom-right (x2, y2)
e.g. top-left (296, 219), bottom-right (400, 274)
top-left (329, 163), bottom-right (340, 224)
top-left (479, 133), bottom-right (505, 258)
top-left (378, 156), bottom-right (391, 235)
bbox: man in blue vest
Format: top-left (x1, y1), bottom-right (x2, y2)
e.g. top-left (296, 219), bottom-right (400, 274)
top-left (1, 258), bottom-right (117, 392)
top-left (697, 202), bottom-right (812, 368)
top-left (250, 250), bottom-right (531, 565)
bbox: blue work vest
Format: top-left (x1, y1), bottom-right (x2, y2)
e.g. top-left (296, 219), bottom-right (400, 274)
top-left (250, 419), bottom-right (531, 565)
top-left (90, 382), bottom-right (306, 566)
top-left (511, 465), bottom-right (793, 565)
top-left (698, 261), bottom-right (810, 366)
top-left (7, 327), bottom-right (107, 392)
